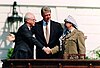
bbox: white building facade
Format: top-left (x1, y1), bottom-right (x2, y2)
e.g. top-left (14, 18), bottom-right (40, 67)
top-left (0, 0), bottom-right (100, 67)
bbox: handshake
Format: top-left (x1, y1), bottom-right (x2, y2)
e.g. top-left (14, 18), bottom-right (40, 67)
top-left (7, 33), bottom-right (53, 55)
top-left (42, 47), bottom-right (52, 54)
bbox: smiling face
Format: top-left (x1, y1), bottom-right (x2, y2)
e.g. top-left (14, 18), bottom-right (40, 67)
top-left (27, 18), bottom-right (36, 26)
top-left (42, 11), bottom-right (51, 23)
top-left (65, 22), bottom-right (73, 30)
top-left (24, 12), bottom-right (36, 27)
top-left (41, 6), bottom-right (51, 23)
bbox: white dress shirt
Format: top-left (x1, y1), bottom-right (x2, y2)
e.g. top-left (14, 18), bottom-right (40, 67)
top-left (43, 20), bottom-right (50, 40)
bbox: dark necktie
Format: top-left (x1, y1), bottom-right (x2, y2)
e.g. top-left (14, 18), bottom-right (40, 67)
top-left (45, 23), bottom-right (49, 43)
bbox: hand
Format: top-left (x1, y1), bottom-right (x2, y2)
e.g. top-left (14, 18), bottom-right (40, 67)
top-left (46, 47), bottom-right (52, 54)
top-left (43, 47), bottom-right (52, 54)
top-left (6, 34), bottom-right (15, 42)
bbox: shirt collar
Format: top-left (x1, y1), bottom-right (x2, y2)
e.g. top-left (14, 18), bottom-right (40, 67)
top-left (27, 26), bottom-right (31, 30)
top-left (43, 20), bottom-right (50, 26)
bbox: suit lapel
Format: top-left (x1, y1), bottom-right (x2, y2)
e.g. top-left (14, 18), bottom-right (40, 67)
top-left (38, 20), bottom-right (54, 44)
top-left (24, 24), bottom-right (32, 35)
top-left (38, 20), bottom-right (47, 43)
top-left (49, 20), bottom-right (54, 44)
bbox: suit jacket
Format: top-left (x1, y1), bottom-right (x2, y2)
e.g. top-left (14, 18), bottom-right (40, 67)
top-left (63, 29), bottom-right (86, 59)
top-left (33, 20), bottom-right (63, 59)
top-left (11, 23), bottom-right (44, 59)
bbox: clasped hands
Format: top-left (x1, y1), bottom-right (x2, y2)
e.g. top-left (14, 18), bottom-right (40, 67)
top-left (43, 47), bottom-right (52, 54)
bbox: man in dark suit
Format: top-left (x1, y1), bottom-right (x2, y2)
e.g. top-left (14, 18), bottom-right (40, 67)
top-left (9, 12), bottom-right (49, 59)
top-left (33, 6), bottom-right (63, 59)
top-left (8, 7), bottom-right (63, 59)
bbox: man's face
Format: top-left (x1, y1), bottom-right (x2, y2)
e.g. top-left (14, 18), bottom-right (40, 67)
top-left (29, 18), bottom-right (36, 26)
top-left (65, 22), bottom-right (72, 29)
top-left (42, 12), bottom-right (51, 22)
top-left (26, 18), bottom-right (36, 27)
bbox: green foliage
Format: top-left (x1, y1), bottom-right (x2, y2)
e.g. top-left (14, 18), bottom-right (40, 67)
top-left (7, 48), bottom-right (14, 59)
top-left (86, 50), bottom-right (100, 60)
top-left (6, 48), bottom-right (100, 60)
top-left (95, 50), bottom-right (100, 59)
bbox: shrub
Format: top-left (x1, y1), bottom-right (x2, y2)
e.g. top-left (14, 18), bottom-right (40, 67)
top-left (7, 48), bottom-right (14, 59)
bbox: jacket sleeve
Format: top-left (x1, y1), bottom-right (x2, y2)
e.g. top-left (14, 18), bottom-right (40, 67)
top-left (20, 27), bottom-right (44, 49)
top-left (77, 31), bottom-right (86, 59)
top-left (51, 23), bottom-right (63, 54)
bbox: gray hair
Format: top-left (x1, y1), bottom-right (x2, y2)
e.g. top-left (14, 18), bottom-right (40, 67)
top-left (41, 6), bottom-right (51, 15)
top-left (24, 13), bottom-right (30, 20)
top-left (24, 12), bottom-right (34, 22)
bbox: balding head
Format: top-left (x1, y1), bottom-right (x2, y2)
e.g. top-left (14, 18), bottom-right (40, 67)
top-left (24, 12), bottom-right (36, 21)
top-left (24, 12), bottom-right (36, 27)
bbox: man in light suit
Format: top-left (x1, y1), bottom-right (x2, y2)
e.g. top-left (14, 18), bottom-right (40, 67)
top-left (9, 12), bottom-right (50, 59)
top-left (33, 6), bottom-right (63, 59)
top-left (63, 15), bottom-right (86, 59)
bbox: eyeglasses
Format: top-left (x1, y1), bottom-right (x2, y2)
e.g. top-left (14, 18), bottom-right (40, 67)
top-left (32, 19), bottom-right (36, 22)
top-left (28, 18), bottom-right (36, 22)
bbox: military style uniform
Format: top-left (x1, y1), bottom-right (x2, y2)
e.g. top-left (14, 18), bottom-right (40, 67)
top-left (63, 29), bottom-right (86, 59)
